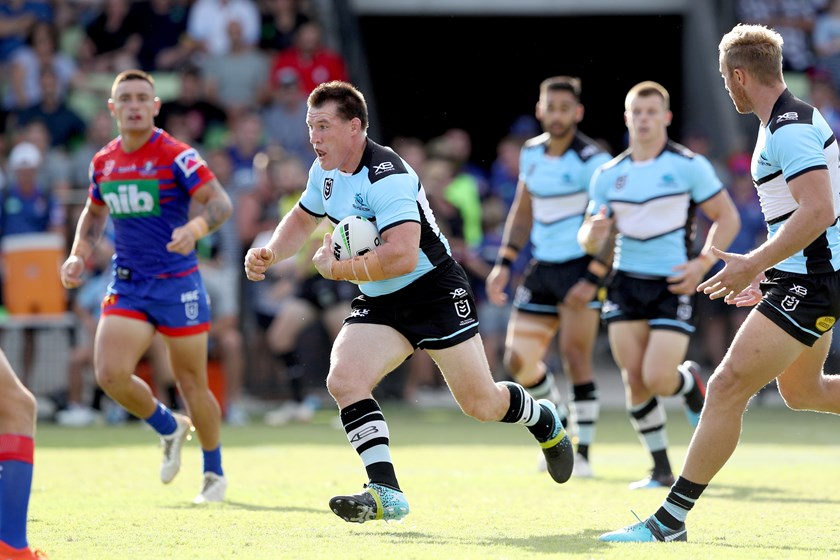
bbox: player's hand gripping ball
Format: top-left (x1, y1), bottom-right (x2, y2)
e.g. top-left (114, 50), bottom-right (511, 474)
top-left (332, 215), bottom-right (381, 262)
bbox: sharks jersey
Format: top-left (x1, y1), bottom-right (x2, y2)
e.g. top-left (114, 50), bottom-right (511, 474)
top-left (753, 89), bottom-right (840, 274)
top-left (298, 138), bottom-right (453, 297)
top-left (589, 141), bottom-right (722, 277)
top-left (89, 128), bottom-right (214, 277)
top-left (520, 131), bottom-right (611, 262)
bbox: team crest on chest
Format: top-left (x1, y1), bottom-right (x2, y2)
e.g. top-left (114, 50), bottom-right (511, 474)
top-left (324, 177), bottom-right (333, 199)
top-left (615, 175), bottom-right (627, 190)
top-left (103, 160), bottom-right (115, 176)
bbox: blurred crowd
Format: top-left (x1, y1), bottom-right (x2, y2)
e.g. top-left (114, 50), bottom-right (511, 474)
top-left (3, 0), bottom-right (840, 427)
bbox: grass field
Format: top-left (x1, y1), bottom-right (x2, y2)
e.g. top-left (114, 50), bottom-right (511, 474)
top-left (27, 404), bottom-right (840, 559)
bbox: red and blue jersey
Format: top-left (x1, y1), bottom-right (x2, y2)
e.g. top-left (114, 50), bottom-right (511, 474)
top-left (89, 128), bottom-right (214, 277)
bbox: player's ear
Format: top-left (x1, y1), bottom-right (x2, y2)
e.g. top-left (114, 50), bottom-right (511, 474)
top-left (107, 98), bottom-right (116, 117)
top-left (350, 117), bottom-right (362, 134)
top-left (153, 96), bottom-right (162, 116)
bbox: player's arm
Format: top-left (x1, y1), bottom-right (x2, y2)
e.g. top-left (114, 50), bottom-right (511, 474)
top-left (699, 169), bottom-right (836, 300)
top-left (748, 169), bottom-right (834, 271)
top-left (668, 189), bottom-right (740, 295)
top-left (61, 199), bottom-right (110, 289)
top-left (167, 178), bottom-right (233, 255)
top-left (314, 221), bottom-right (420, 283)
top-left (245, 204), bottom-right (322, 282)
top-left (485, 179), bottom-right (531, 305)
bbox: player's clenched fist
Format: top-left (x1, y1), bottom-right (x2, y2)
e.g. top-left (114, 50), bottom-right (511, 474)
top-left (60, 255), bottom-right (86, 289)
top-left (244, 246), bottom-right (276, 281)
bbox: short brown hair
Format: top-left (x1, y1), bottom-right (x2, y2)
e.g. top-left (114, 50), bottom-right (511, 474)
top-left (111, 69), bottom-right (155, 98)
top-left (624, 81), bottom-right (670, 111)
top-left (718, 24), bottom-right (784, 86)
top-left (539, 76), bottom-right (582, 101)
top-left (308, 81), bottom-right (368, 130)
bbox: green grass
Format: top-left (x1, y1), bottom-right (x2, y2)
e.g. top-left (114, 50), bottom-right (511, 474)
top-left (28, 405), bottom-right (840, 559)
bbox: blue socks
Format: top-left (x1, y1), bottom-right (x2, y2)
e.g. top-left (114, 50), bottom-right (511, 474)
top-left (0, 434), bottom-right (34, 549)
top-left (202, 445), bottom-right (223, 476)
top-left (145, 401), bottom-right (177, 436)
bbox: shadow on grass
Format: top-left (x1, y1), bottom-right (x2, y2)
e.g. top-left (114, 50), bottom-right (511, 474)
top-left (591, 475), bottom-right (840, 506)
top-left (705, 483), bottom-right (840, 505)
top-left (378, 529), bottom-right (840, 555)
top-left (164, 500), bottom-right (323, 514)
top-left (375, 529), bottom-right (612, 553)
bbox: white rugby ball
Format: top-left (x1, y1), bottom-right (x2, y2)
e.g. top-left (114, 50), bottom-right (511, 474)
top-left (332, 215), bottom-right (381, 262)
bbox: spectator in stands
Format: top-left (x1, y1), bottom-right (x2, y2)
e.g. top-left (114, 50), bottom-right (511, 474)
top-left (0, 142), bottom-right (65, 388)
top-left (443, 127), bottom-right (490, 198)
top-left (235, 149), bottom-right (285, 251)
top-left (1, 142), bottom-right (64, 237)
top-left (5, 21), bottom-right (82, 111)
top-left (737, 0), bottom-right (823, 73)
top-left (261, 68), bottom-right (312, 164)
top-left (201, 18), bottom-right (269, 118)
top-left (78, 0), bottom-right (142, 73)
top-left (389, 136), bottom-right (427, 173)
top-left (197, 149), bottom-right (247, 425)
top-left (132, 0), bottom-right (195, 72)
top-left (156, 65), bottom-right (228, 147)
top-left (0, 0), bottom-right (51, 66)
top-left (187, 0), bottom-right (260, 57)
top-left (268, 21), bottom-right (348, 96)
top-left (808, 70), bottom-right (840, 138)
top-left (14, 66), bottom-right (87, 150)
top-left (225, 110), bottom-right (267, 195)
top-left (258, 0), bottom-right (310, 55)
top-left (488, 134), bottom-right (524, 209)
top-left (427, 131), bottom-right (484, 247)
top-left (15, 120), bottom-right (72, 201)
top-left (68, 110), bottom-right (114, 213)
top-left (813, 0), bottom-right (840, 91)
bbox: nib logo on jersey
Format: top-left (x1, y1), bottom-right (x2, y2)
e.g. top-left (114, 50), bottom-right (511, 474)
top-left (100, 180), bottom-right (160, 218)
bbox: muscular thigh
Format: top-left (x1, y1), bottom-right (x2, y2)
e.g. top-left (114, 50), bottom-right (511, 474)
top-left (641, 329), bottom-right (690, 378)
top-left (777, 329), bottom-right (831, 395)
top-left (608, 321), bottom-right (648, 383)
top-left (427, 334), bottom-right (498, 401)
top-left (164, 331), bottom-right (209, 381)
top-left (329, 323), bottom-right (413, 388)
top-left (95, 315), bottom-right (156, 375)
top-left (558, 304), bottom-right (600, 352)
top-left (727, 310), bottom-right (813, 394)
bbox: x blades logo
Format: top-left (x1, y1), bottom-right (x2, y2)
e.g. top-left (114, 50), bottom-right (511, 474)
top-left (373, 161), bottom-right (395, 175)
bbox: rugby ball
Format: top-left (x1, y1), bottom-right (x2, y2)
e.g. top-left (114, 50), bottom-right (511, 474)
top-left (332, 215), bottom-right (381, 262)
